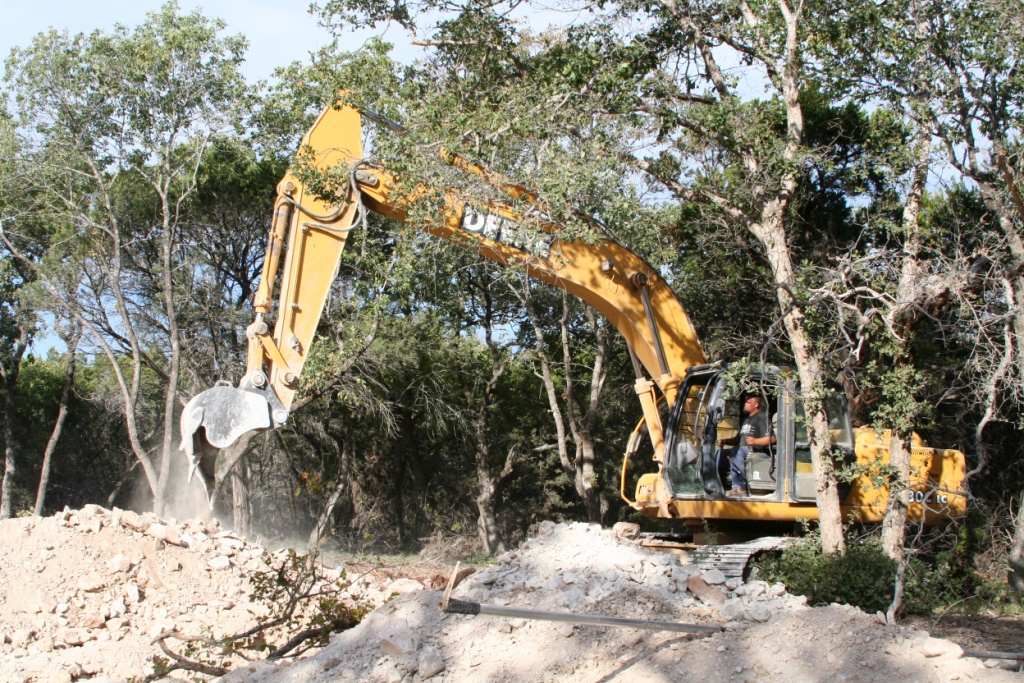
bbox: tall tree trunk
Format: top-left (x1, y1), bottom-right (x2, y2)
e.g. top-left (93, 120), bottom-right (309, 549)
top-left (155, 195), bottom-right (181, 516)
top-left (0, 328), bottom-right (29, 519)
top-left (456, 276), bottom-right (517, 556)
top-left (231, 455), bottom-right (251, 538)
top-left (656, 0), bottom-right (844, 553)
top-left (563, 305), bottom-right (608, 524)
top-left (750, 1), bottom-right (845, 555)
top-left (880, 125), bottom-right (932, 563)
top-left (0, 376), bottom-right (20, 519)
top-left (881, 431), bottom-right (912, 563)
top-left (753, 199), bottom-right (845, 555)
top-left (392, 446), bottom-right (407, 547)
top-left (470, 402), bottom-right (506, 555)
top-left (1010, 489), bottom-right (1024, 594)
top-left (310, 429), bottom-right (353, 547)
top-left (35, 328), bottom-right (80, 516)
top-left (518, 284), bottom-right (607, 523)
top-left (475, 474), bottom-right (505, 556)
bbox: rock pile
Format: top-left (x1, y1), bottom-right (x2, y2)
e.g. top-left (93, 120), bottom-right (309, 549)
top-left (0, 506), bottom-right (405, 683)
top-left (1, 512), bottom-right (1020, 683)
top-left (226, 521), bottom-right (1022, 683)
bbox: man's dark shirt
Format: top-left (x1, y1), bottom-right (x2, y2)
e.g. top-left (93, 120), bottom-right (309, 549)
top-left (739, 410), bottom-right (770, 453)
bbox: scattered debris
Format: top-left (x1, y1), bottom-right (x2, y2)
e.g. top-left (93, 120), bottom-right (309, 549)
top-left (0, 512), bottom-right (1019, 682)
top-left (0, 507), bottom-right (406, 682)
top-left (215, 521), bottom-right (1022, 683)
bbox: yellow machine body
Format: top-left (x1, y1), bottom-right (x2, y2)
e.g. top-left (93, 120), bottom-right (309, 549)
top-left (180, 100), bottom-right (967, 531)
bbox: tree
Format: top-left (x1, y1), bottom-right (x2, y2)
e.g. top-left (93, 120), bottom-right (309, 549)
top-left (515, 279), bottom-right (610, 523)
top-left (0, 95), bottom-right (38, 518)
top-left (2, 2), bottom-right (248, 514)
top-left (34, 321), bottom-right (80, 516)
top-left (888, 0), bottom-right (1024, 591)
top-left (606, 0), bottom-right (847, 552)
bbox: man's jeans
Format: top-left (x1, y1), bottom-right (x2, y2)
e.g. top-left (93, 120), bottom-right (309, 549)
top-left (720, 446), bottom-right (749, 490)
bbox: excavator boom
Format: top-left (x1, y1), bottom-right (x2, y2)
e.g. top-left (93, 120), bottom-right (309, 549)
top-left (181, 101), bottom-right (707, 500)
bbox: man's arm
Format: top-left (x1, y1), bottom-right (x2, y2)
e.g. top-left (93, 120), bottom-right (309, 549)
top-left (743, 413), bottom-right (776, 447)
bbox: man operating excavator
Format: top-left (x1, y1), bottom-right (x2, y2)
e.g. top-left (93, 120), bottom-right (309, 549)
top-left (717, 396), bottom-right (775, 497)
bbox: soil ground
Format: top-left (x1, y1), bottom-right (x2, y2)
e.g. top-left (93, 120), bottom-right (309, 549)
top-left (904, 614), bottom-right (1024, 655)
top-left (0, 508), bottom-right (1020, 683)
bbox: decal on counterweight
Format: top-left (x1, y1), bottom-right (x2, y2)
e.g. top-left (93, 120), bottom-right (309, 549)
top-left (460, 207), bottom-right (554, 259)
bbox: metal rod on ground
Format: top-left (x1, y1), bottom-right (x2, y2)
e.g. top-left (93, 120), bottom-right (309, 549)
top-left (962, 650), bottom-right (1024, 661)
top-left (439, 562), bottom-right (723, 635)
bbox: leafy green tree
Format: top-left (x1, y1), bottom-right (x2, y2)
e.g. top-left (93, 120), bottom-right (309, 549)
top-left (0, 94), bottom-right (38, 518)
top-left (2, 2), bottom-right (248, 514)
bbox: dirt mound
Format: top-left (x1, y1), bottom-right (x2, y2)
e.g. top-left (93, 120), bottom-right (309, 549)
top-left (224, 522), bottom-right (1023, 683)
top-left (0, 512), bottom-right (1019, 683)
top-left (0, 507), bottom-right (400, 683)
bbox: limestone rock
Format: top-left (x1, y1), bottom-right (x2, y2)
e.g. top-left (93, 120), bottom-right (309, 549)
top-left (146, 523), bottom-right (183, 546)
top-left (77, 575), bottom-right (106, 592)
top-left (687, 575), bottom-right (726, 606)
top-left (33, 634), bottom-right (53, 653)
top-left (82, 611), bottom-right (106, 629)
top-left (612, 522), bottom-right (641, 540)
top-left (720, 598), bottom-right (745, 620)
top-left (108, 554), bottom-right (132, 574)
top-left (386, 578), bottom-right (424, 595)
top-left (379, 619), bottom-right (419, 657)
top-left (417, 645), bottom-right (446, 678)
top-left (745, 604), bottom-right (771, 622)
top-left (55, 628), bottom-right (87, 646)
top-left (10, 630), bottom-right (33, 647)
top-left (208, 556), bottom-right (232, 570)
top-left (983, 658), bottom-right (1020, 670)
top-left (921, 637), bottom-right (962, 658)
top-left (119, 510), bottom-right (149, 532)
top-left (701, 568), bottom-right (727, 585)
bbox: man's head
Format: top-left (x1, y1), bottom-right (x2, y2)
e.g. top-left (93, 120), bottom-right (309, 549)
top-left (744, 396), bottom-right (762, 414)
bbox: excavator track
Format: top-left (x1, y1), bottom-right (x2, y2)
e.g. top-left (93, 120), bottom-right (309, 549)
top-left (640, 534), bottom-right (795, 579)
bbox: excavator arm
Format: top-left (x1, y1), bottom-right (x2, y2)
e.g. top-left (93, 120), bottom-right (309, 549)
top-left (180, 101), bottom-right (707, 500)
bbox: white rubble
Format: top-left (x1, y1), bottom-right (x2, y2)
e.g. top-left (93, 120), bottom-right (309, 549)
top-left (0, 507), bottom-right (407, 683)
top-left (214, 521), bottom-right (1021, 683)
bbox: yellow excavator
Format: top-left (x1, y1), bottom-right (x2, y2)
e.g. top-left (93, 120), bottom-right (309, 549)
top-left (181, 100), bottom-right (967, 532)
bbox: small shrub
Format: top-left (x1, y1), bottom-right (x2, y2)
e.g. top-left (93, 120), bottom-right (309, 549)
top-left (756, 529), bottom-right (1004, 617)
top-left (757, 535), bottom-right (899, 614)
top-left (142, 548), bottom-right (370, 681)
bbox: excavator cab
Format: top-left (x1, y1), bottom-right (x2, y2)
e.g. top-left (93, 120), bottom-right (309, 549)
top-left (659, 365), bottom-right (854, 509)
top-left (664, 367), bottom-right (782, 501)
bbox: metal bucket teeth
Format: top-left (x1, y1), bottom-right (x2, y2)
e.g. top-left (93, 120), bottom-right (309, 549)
top-left (179, 385), bottom-right (274, 501)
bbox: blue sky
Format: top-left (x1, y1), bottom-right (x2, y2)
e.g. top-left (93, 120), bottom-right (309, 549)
top-left (1, 0), bottom-right (373, 83)
top-left (1, 0), bottom-right (408, 357)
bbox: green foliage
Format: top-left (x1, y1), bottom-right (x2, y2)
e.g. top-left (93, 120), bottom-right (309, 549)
top-left (756, 528), bottom-right (999, 617)
top-left (758, 535), bottom-right (901, 614)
